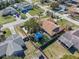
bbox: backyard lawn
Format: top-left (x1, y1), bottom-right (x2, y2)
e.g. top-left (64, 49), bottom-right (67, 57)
top-left (0, 16), bottom-right (15, 25)
top-left (29, 7), bottom-right (44, 16)
top-left (3, 28), bottom-right (11, 37)
top-left (24, 41), bottom-right (40, 59)
top-left (43, 41), bottom-right (71, 59)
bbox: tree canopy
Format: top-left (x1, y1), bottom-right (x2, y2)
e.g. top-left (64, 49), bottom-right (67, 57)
top-left (24, 18), bottom-right (40, 33)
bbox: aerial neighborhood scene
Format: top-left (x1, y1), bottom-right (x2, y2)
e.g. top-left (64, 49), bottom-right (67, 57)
top-left (1, 0), bottom-right (79, 59)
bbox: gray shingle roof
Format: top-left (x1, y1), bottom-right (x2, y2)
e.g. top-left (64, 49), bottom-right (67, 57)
top-left (6, 40), bottom-right (23, 56)
top-left (59, 29), bottom-right (79, 50)
top-left (6, 34), bottom-right (25, 46)
top-left (14, 2), bottom-right (31, 10)
top-left (0, 34), bottom-right (25, 57)
top-left (0, 43), bottom-right (8, 56)
top-left (59, 32), bottom-right (74, 48)
top-left (2, 7), bottom-right (17, 15)
top-left (73, 30), bottom-right (79, 37)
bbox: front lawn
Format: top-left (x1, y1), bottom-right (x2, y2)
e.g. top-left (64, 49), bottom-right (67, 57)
top-left (3, 28), bottom-right (12, 37)
top-left (57, 19), bottom-right (79, 29)
top-left (29, 7), bottom-right (44, 16)
top-left (0, 16), bottom-right (15, 25)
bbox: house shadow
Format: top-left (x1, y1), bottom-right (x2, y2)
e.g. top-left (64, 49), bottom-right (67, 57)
top-left (39, 30), bottom-right (65, 50)
top-left (60, 42), bottom-right (77, 54)
top-left (68, 46), bottom-right (78, 54)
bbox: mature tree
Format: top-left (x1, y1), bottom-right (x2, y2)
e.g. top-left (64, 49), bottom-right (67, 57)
top-left (61, 55), bottom-right (79, 59)
top-left (2, 56), bottom-right (23, 59)
top-left (50, 1), bottom-right (59, 10)
top-left (24, 18), bottom-right (40, 33)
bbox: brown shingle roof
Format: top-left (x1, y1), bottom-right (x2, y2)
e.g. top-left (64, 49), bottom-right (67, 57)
top-left (41, 20), bottom-right (59, 36)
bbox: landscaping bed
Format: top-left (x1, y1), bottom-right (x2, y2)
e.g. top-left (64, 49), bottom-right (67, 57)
top-left (3, 28), bottom-right (11, 37)
top-left (43, 41), bottom-right (71, 59)
top-left (0, 16), bottom-right (15, 25)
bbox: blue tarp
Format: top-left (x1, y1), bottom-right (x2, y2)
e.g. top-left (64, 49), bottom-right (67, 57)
top-left (34, 32), bottom-right (43, 41)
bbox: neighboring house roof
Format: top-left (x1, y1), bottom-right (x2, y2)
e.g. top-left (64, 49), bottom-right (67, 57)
top-left (13, 2), bottom-right (32, 13)
top-left (68, 6), bottom-right (79, 13)
top-left (0, 34), bottom-right (25, 57)
top-left (41, 20), bottom-right (60, 36)
top-left (0, 0), bottom-right (15, 4)
top-left (2, 7), bottom-right (17, 16)
top-left (14, 2), bottom-right (32, 10)
top-left (72, 0), bottom-right (79, 2)
top-left (0, 43), bottom-right (8, 56)
top-left (6, 40), bottom-right (23, 56)
top-left (59, 29), bottom-right (79, 50)
top-left (6, 34), bottom-right (25, 47)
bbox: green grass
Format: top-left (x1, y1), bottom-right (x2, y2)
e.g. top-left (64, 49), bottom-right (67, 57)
top-left (0, 16), bottom-right (15, 25)
top-left (29, 7), bottom-right (44, 16)
top-left (57, 19), bottom-right (79, 29)
top-left (43, 41), bottom-right (71, 59)
top-left (32, 0), bottom-right (40, 3)
top-left (3, 28), bottom-right (11, 37)
top-left (41, 15), bottom-right (49, 18)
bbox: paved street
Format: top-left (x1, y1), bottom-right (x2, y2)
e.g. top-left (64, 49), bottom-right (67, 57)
top-left (36, 3), bottom-right (79, 26)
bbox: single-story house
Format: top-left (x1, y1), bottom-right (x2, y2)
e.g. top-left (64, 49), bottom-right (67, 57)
top-left (0, 34), bottom-right (26, 57)
top-left (58, 29), bottom-right (79, 50)
top-left (13, 2), bottom-right (33, 14)
top-left (2, 7), bottom-right (17, 16)
top-left (41, 20), bottom-right (62, 36)
top-left (0, 0), bottom-right (15, 6)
